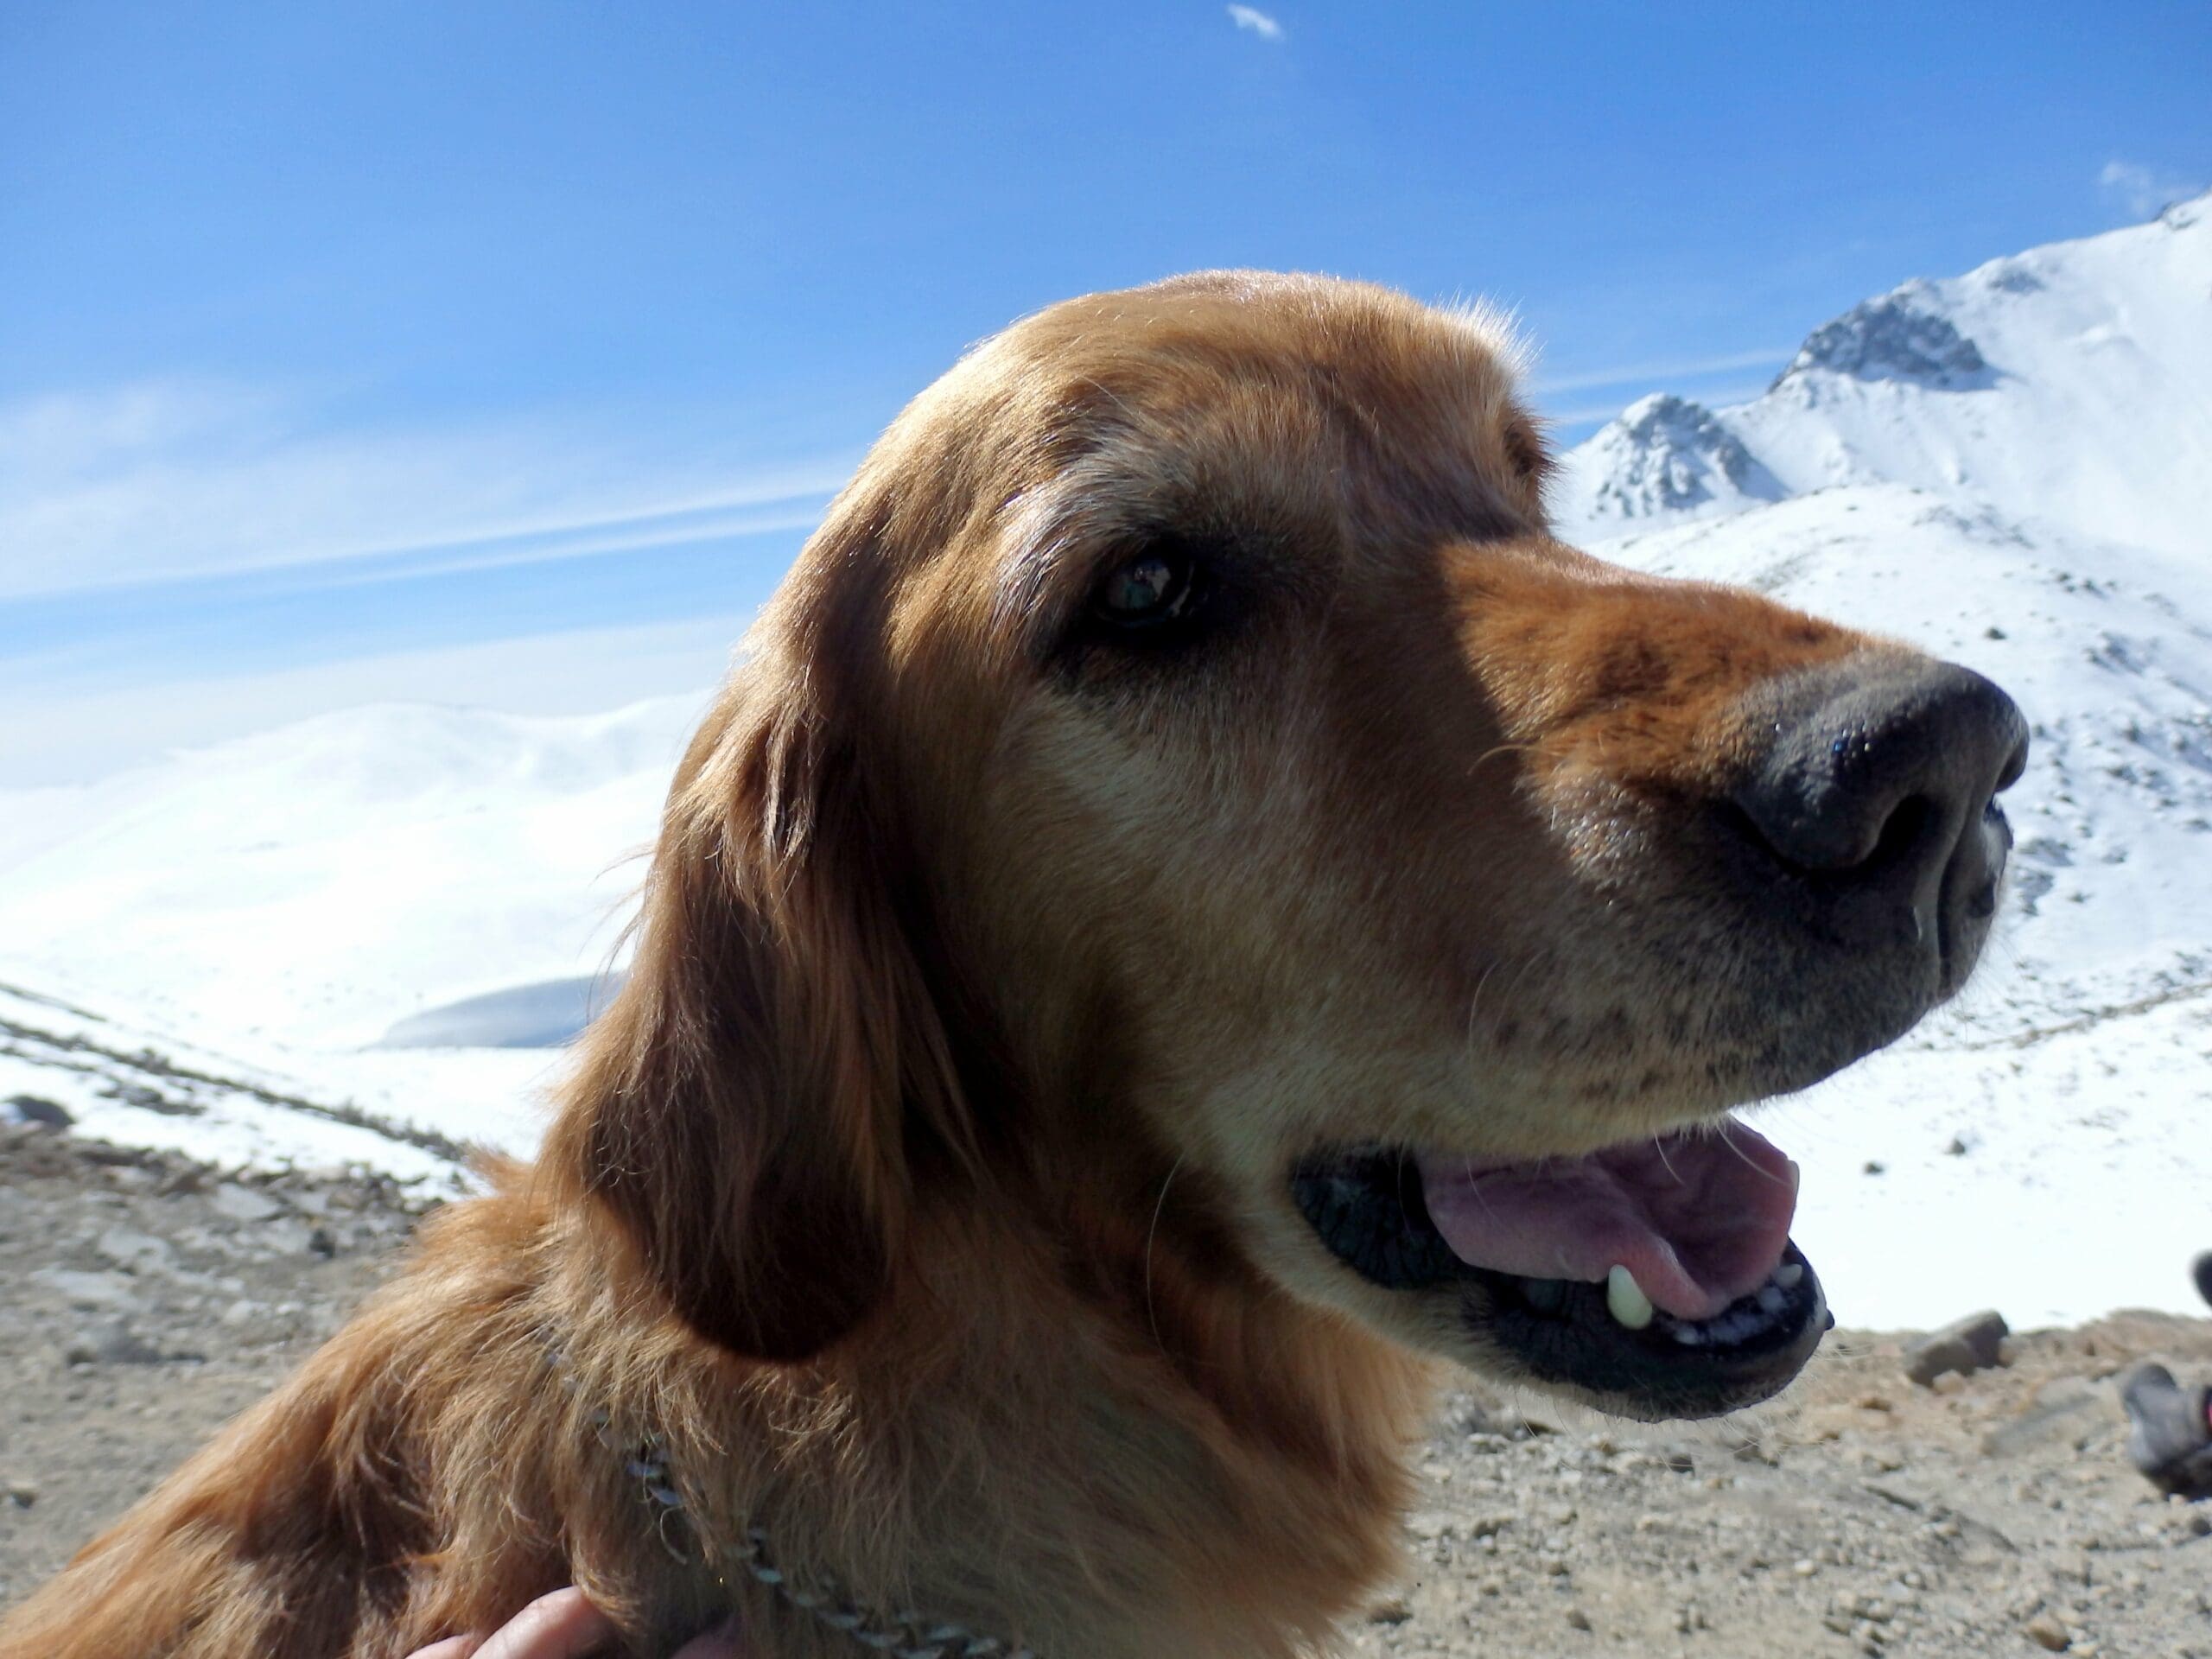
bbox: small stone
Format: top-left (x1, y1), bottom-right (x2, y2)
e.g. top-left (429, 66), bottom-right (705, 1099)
top-left (3, 1095), bottom-right (72, 1129)
top-left (97, 1226), bottom-right (178, 1274)
top-left (30, 1267), bottom-right (137, 1310)
top-left (1904, 1310), bottom-right (2010, 1386)
top-left (260, 1218), bottom-right (315, 1255)
top-left (2024, 1611), bottom-right (2071, 1650)
top-left (3, 1481), bottom-right (36, 1510)
top-left (67, 1321), bottom-right (164, 1365)
top-left (1366, 1597), bottom-right (1412, 1624)
top-left (1565, 1606), bottom-right (1592, 1631)
top-left (210, 1183), bottom-right (287, 1224)
top-left (1864, 1160), bottom-right (1886, 1175)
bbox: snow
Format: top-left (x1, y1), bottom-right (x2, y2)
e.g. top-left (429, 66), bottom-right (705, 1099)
top-left (2, 198), bottom-right (2208, 1326)
top-left (0, 979), bottom-right (465, 1186)
top-left (0, 696), bottom-right (704, 1179)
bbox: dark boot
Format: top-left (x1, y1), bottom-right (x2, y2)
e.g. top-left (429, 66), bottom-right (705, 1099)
top-left (2123, 1363), bottom-right (2212, 1499)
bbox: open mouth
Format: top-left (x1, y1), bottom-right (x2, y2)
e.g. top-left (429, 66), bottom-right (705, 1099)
top-left (1291, 1119), bottom-right (1831, 1421)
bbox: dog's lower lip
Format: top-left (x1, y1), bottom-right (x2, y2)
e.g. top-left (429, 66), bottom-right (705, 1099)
top-left (1481, 1241), bottom-right (1832, 1421)
top-left (1291, 1146), bottom-right (1830, 1420)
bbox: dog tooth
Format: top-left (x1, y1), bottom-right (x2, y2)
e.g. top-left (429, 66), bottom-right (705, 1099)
top-left (1605, 1264), bottom-right (1655, 1331)
top-left (1775, 1262), bottom-right (1804, 1289)
top-left (1670, 1323), bottom-right (1707, 1345)
top-left (1757, 1286), bottom-right (1788, 1315)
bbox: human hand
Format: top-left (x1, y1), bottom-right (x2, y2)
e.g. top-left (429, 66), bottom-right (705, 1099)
top-left (406, 1586), bottom-right (744, 1659)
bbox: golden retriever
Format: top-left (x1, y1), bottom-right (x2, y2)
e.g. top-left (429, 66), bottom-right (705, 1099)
top-left (0, 271), bottom-right (2026, 1659)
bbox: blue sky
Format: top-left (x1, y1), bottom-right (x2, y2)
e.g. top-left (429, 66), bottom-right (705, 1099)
top-left (3, 0), bottom-right (2207, 783)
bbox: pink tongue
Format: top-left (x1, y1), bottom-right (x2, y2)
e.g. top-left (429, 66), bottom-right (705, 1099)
top-left (1416, 1122), bottom-right (1799, 1321)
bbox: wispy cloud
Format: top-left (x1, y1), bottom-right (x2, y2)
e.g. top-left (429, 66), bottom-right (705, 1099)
top-left (0, 380), bottom-right (850, 604)
top-left (1226, 5), bottom-right (1283, 41)
top-left (1531, 347), bottom-right (1791, 397)
top-left (2098, 159), bottom-right (2203, 221)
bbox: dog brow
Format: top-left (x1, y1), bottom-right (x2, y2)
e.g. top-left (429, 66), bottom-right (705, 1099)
top-left (989, 452), bottom-right (1157, 645)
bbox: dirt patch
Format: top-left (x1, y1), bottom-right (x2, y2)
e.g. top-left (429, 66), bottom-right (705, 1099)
top-left (0, 1120), bottom-right (432, 1610)
top-left (4, 1119), bottom-right (2210, 1656)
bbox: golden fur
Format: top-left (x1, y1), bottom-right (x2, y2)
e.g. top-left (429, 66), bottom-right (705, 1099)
top-left (0, 271), bottom-right (1924, 1657)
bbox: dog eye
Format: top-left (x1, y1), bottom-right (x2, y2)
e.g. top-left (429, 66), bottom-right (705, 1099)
top-left (1091, 546), bottom-right (1201, 628)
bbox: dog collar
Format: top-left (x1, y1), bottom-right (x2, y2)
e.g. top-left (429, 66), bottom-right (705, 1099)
top-left (553, 1347), bottom-right (1038, 1658)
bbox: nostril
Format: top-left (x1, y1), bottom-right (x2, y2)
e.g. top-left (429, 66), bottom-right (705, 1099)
top-left (1722, 783), bottom-right (1916, 877)
top-left (1866, 794), bottom-right (1938, 873)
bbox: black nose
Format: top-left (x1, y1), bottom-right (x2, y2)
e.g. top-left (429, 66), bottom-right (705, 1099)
top-left (1732, 658), bottom-right (2028, 976)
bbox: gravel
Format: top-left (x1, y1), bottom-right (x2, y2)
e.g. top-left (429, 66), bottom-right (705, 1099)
top-left (4, 1119), bottom-right (2211, 1656)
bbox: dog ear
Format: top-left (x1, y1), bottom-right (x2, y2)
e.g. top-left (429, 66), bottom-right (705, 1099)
top-left (543, 642), bottom-right (964, 1363)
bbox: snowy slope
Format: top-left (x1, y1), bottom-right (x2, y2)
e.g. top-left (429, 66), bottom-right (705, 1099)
top-left (0, 202), bottom-right (2205, 1325)
top-left (0, 978), bottom-right (466, 1185)
top-left (0, 696), bottom-right (703, 1167)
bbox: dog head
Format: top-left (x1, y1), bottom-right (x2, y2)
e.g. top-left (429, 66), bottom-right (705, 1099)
top-left (549, 273), bottom-right (2024, 1420)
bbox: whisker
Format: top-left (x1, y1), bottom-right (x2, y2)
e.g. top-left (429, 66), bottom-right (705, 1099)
top-left (1711, 1112), bottom-right (1792, 1182)
top-left (1143, 1154), bottom-right (1189, 1353)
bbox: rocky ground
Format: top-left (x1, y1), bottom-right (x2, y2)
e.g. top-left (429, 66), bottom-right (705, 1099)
top-left (3, 1116), bottom-right (2210, 1657)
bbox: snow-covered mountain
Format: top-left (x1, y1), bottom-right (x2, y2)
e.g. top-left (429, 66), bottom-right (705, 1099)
top-left (1, 200), bottom-right (2207, 1328)
top-left (1554, 194), bottom-right (2212, 561)
top-left (1555, 392), bottom-right (1788, 525)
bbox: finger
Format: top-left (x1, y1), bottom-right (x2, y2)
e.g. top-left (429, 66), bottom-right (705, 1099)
top-left (472, 1587), bottom-right (623, 1659)
top-left (406, 1640), bottom-right (482, 1659)
top-left (671, 1617), bottom-right (747, 1659)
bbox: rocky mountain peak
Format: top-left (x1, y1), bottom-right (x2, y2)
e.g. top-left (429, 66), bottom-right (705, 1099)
top-left (1774, 284), bottom-right (1990, 390)
top-left (1567, 393), bottom-right (1782, 526)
